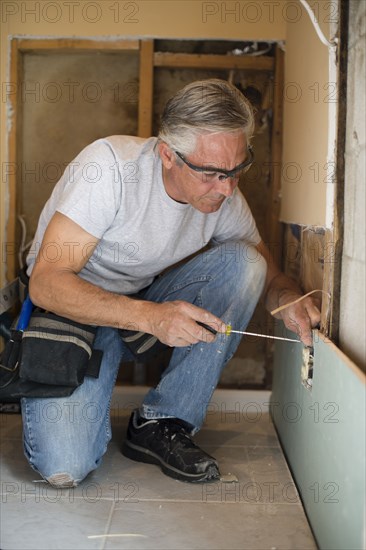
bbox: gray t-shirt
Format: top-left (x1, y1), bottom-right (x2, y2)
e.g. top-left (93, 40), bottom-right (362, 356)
top-left (27, 136), bottom-right (261, 294)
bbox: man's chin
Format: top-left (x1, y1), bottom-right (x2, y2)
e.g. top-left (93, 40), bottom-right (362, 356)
top-left (199, 199), bottom-right (225, 213)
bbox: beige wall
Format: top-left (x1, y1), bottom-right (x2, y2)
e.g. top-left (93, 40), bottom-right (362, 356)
top-left (280, 0), bottom-right (335, 226)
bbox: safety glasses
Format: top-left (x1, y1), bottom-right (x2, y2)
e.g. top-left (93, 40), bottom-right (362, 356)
top-left (175, 146), bottom-right (254, 182)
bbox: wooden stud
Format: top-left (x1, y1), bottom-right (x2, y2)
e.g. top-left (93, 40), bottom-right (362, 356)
top-left (320, 1), bottom-right (348, 342)
top-left (17, 38), bottom-right (139, 52)
top-left (264, 45), bottom-right (284, 388)
top-left (154, 52), bottom-right (274, 71)
top-left (6, 39), bottom-right (22, 282)
top-left (268, 45), bottom-right (285, 269)
top-left (138, 40), bottom-right (154, 138)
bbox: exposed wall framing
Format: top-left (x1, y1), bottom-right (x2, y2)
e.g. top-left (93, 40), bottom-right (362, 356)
top-left (6, 37), bottom-right (285, 389)
top-left (6, 38), bottom-right (283, 286)
top-left (6, 37), bottom-right (140, 282)
top-left (153, 52), bottom-right (274, 71)
top-left (138, 40), bottom-right (154, 138)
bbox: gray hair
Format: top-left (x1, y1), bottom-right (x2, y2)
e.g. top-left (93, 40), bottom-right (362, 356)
top-left (158, 79), bottom-right (255, 155)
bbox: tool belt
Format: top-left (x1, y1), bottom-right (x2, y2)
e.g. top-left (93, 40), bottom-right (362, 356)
top-left (0, 272), bottom-right (102, 401)
top-left (119, 328), bottom-right (168, 360)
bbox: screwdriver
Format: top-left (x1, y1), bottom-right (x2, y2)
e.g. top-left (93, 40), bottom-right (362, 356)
top-left (196, 322), bottom-right (302, 344)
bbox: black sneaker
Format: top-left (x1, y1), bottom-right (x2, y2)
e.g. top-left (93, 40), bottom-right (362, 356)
top-left (121, 410), bottom-right (220, 483)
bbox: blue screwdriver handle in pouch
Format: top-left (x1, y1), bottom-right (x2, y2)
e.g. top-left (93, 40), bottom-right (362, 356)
top-left (16, 295), bottom-right (34, 331)
top-left (0, 295), bottom-right (33, 390)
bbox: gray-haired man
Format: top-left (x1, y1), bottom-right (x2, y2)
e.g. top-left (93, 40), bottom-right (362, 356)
top-left (24, 79), bottom-right (320, 486)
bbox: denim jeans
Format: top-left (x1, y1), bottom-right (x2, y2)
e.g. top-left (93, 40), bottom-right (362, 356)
top-left (21, 242), bottom-right (266, 485)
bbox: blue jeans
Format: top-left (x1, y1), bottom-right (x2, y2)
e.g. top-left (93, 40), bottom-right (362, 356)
top-left (21, 242), bottom-right (266, 485)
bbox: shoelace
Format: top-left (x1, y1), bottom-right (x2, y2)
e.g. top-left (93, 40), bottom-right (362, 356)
top-left (159, 419), bottom-right (196, 447)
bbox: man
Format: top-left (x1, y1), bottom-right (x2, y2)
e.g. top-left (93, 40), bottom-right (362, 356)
top-left (24, 79), bottom-right (320, 487)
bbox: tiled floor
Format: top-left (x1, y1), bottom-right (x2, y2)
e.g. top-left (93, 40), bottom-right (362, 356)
top-left (0, 390), bottom-right (317, 550)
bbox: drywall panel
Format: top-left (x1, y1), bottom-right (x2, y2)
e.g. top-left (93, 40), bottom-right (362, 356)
top-left (280, 1), bottom-right (333, 225)
top-left (271, 328), bottom-right (366, 550)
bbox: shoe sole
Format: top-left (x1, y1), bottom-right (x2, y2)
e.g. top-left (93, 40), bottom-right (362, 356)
top-left (122, 440), bottom-right (220, 483)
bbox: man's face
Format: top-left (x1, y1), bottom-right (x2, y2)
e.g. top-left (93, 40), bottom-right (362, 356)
top-left (159, 131), bottom-right (249, 214)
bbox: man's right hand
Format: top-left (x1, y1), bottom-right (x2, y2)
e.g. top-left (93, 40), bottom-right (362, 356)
top-left (145, 300), bottom-right (227, 347)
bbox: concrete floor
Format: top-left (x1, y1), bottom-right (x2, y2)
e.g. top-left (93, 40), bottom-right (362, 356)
top-left (0, 389), bottom-right (317, 550)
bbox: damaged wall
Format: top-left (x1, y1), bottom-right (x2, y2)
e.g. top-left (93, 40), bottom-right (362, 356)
top-left (282, 224), bottom-right (325, 294)
top-left (280, 1), bottom-right (365, 373)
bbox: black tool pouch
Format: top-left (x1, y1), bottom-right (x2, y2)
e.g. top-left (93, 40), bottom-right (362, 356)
top-left (0, 309), bottom-right (102, 400)
top-left (0, 329), bottom-right (23, 390)
top-left (119, 329), bottom-right (169, 360)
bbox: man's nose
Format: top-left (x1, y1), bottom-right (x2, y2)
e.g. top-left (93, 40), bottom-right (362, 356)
top-left (214, 176), bottom-right (237, 197)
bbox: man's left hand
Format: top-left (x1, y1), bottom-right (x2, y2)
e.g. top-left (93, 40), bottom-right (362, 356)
top-left (273, 290), bottom-right (321, 347)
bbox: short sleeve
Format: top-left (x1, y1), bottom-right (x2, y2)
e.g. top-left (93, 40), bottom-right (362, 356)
top-left (56, 140), bottom-right (122, 239)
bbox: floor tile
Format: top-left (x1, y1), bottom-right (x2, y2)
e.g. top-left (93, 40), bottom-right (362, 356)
top-left (1, 437), bottom-right (38, 486)
top-left (0, 495), bottom-right (114, 549)
top-left (0, 402), bottom-right (317, 550)
top-left (195, 412), bottom-right (279, 448)
top-left (104, 500), bottom-right (317, 550)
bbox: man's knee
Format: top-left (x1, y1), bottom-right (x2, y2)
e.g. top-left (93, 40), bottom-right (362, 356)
top-left (218, 242), bottom-right (267, 292)
top-left (34, 459), bottom-right (98, 487)
top-left (46, 472), bottom-right (79, 488)
top-left (242, 244), bottom-right (267, 289)
top-left (24, 444), bottom-right (102, 488)
top-left (205, 242), bottom-right (266, 278)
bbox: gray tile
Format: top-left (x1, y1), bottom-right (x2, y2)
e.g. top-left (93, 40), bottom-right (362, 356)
top-left (89, 436), bottom-right (213, 503)
top-left (0, 494), bottom-right (114, 549)
top-left (0, 406), bottom-right (316, 550)
top-left (104, 500), bottom-right (317, 550)
top-left (246, 446), bottom-right (301, 504)
top-left (0, 437), bottom-right (38, 487)
top-left (195, 412), bottom-right (279, 448)
top-left (0, 413), bottom-right (291, 505)
top-left (247, 445), bottom-right (292, 479)
top-left (87, 418), bottom-right (254, 504)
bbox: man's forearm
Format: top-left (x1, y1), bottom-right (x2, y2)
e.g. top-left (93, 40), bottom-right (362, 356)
top-left (29, 269), bottom-right (155, 332)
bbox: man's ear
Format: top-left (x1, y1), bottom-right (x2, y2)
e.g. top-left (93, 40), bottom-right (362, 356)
top-left (158, 142), bottom-right (175, 169)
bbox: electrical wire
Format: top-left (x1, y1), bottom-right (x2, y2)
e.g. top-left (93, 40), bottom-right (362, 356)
top-left (230, 42), bottom-right (272, 57)
top-left (299, 0), bottom-right (338, 49)
top-left (270, 289), bottom-right (331, 317)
